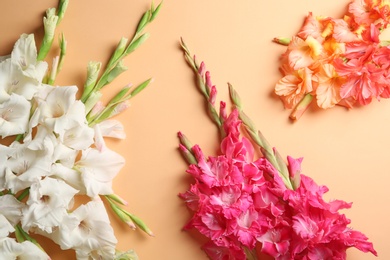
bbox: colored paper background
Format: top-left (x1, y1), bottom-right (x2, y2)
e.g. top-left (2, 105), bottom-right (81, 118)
top-left (0, 0), bottom-right (388, 259)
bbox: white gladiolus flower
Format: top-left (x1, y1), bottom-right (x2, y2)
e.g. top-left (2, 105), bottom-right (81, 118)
top-left (52, 142), bottom-right (78, 168)
top-left (0, 237), bottom-right (50, 260)
top-left (21, 177), bottom-right (78, 233)
top-left (11, 34), bottom-right (48, 82)
top-left (61, 123), bottom-right (95, 150)
top-left (47, 200), bottom-right (117, 259)
top-left (75, 147), bottom-right (125, 198)
top-left (2, 141), bottom-right (51, 193)
top-left (36, 86), bottom-right (87, 138)
top-left (0, 34), bottom-right (47, 104)
top-left (0, 59), bottom-right (45, 103)
top-left (26, 125), bottom-right (57, 155)
top-left (0, 93), bottom-right (31, 137)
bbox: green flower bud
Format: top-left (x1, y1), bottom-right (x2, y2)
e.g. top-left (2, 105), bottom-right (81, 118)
top-left (107, 37), bottom-right (128, 68)
top-left (81, 61), bottom-right (101, 102)
top-left (125, 33), bottom-right (150, 55)
top-left (37, 8), bottom-right (58, 61)
top-left (57, 0), bottom-right (69, 25)
top-left (115, 250), bottom-right (139, 260)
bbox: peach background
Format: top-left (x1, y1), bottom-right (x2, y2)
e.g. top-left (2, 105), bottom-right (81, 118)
top-left (0, 0), bottom-right (389, 259)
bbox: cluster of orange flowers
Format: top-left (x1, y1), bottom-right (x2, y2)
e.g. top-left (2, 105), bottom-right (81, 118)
top-left (275, 0), bottom-right (390, 120)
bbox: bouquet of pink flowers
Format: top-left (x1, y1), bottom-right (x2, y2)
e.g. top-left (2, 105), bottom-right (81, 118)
top-left (0, 1), bottom-right (161, 259)
top-left (274, 0), bottom-right (390, 120)
top-left (178, 40), bottom-right (377, 259)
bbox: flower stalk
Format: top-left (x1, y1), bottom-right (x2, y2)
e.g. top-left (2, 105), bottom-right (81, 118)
top-left (81, 2), bottom-right (162, 104)
top-left (87, 78), bottom-right (153, 126)
top-left (15, 225), bottom-right (46, 252)
top-left (180, 38), bottom-right (224, 137)
top-left (105, 195), bottom-right (154, 236)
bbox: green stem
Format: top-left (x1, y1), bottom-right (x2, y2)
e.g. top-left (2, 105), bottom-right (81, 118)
top-left (17, 188), bottom-right (30, 201)
top-left (82, 2), bottom-right (162, 103)
top-left (15, 224), bottom-right (46, 252)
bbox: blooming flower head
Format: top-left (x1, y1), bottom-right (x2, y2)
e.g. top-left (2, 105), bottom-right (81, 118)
top-left (179, 43), bottom-right (377, 259)
top-left (22, 177), bottom-right (78, 233)
top-left (2, 141), bottom-right (52, 193)
top-left (47, 200), bottom-right (118, 259)
top-left (274, 0), bottom-right (390, 119)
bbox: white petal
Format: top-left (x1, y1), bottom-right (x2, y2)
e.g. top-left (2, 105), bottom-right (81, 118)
top-left (4, 142), bottom-right (52, 193)
top-left (51, 163), bottom-right (85, 194)
top-left (0, 194), bottom-right (24, 226)
top-left (22, 177), bottom-right (78, 233)
top-left (76, 148), bottom-right (124, 197)
top-left (39, 86), bottom-right (87, 137)
top-left (10, 34), bottom-right (48, 82)
top-left (0, 215), bottom-right (15, 238)
top-left (96, 119), bottom-right (126, 139)
top-left (0, 93), bottom-right (31, 137)
top-left (42, 200), bottom-right (116, 258)
top-left (61, 123), bottom-right (94, 150)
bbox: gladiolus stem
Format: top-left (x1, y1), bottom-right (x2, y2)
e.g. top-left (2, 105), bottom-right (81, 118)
top-left (180, 38), bottom-right (223, 132)
top-left (15, 225), bottom-right (46, 252)
top-left (17, 188), bottom-right (30, 201)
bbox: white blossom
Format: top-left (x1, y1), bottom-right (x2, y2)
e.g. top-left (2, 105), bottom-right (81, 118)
top-left (47, 200), bottom-right (117, 259)
top-left (10, 34), bottom-right (47, 82)
top-left (35, 86), bottom-right (87, 138)
top-left (60, 122), bottom-right (95, 150)
top-left (2, 141), bottom-right (51, 193)
top-left (0, 93), bottom-right (31, 137)
top-left (75, 147), bottom-right (125, 198)
top-left (0, 34), bottom-right (47, 104)
top-left (21, 177), bottom-right (78, 233)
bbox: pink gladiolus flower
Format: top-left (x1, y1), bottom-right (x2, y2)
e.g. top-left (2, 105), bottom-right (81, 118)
top-left (180, 110), bottom-right (377, 259)
top-left (179, 43), bottom-right (376, 259)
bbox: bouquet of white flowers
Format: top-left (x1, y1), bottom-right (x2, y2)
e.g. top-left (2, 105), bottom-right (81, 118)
top-left (0, 1), bottom-right (161, 259)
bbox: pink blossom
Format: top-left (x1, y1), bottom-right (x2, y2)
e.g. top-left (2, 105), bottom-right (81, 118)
top-left (180, 109), bottom-right (377, 259)
top-left (180, 52), bottom-right (376, 258)
top-left (283, 174), bottom-right (377, 258)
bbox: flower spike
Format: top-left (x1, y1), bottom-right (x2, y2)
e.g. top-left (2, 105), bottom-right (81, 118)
top-left (178, 41), bottom-right (377, 259)
top-left (274, 1), bottom-right (390, 120)
top-left (0, 1), bottom-right (162, 258)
